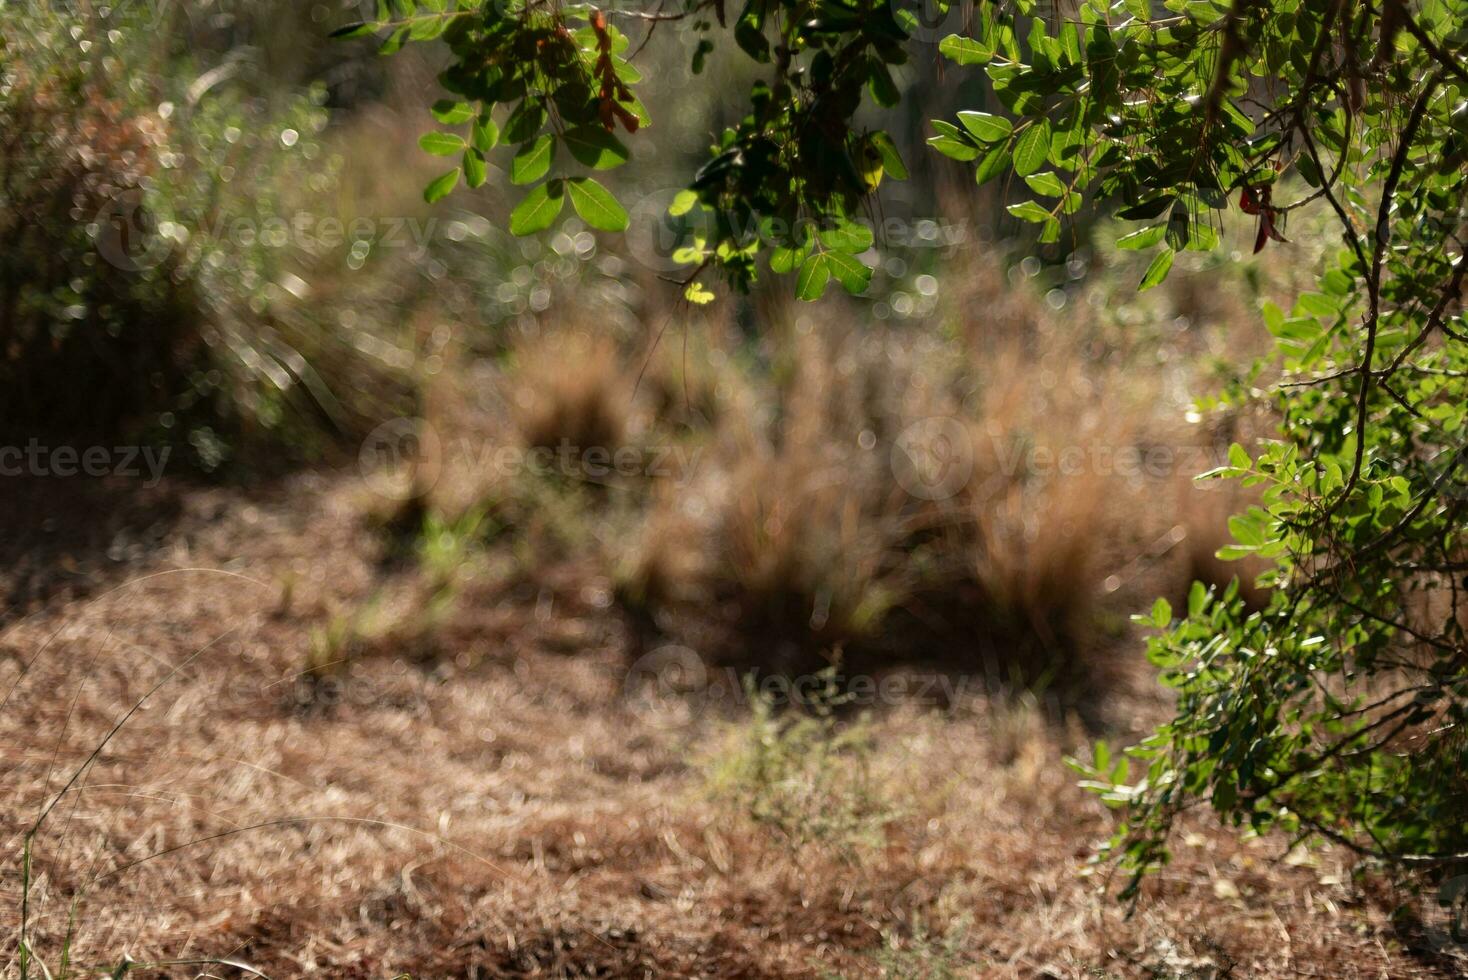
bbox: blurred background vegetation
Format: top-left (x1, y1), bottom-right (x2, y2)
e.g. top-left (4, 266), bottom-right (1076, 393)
top-left (0, 0), bottom-right (1309, 695)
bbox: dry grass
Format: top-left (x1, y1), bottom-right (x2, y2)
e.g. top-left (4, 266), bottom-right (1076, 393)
top-left (638, 316), bottom-right (752, 433)
top-left (912, 336), bottom-right (1122, 676)
top-left (613, 487), bottom-right (707, 616)
top-left (0, 471), bottom-right (1450, 977)
top-left (652, 274), bottom-right (1153, 691)
top-left (511, 327), bottom-right (632, 460)
top-left (715, 442), bottom-right (907, 659)
top-left (3, 259), bottom-right (1455, 979)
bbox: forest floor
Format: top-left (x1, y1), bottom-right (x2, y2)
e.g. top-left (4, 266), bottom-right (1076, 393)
top-left (1, 466), bottom-right (1463, 979)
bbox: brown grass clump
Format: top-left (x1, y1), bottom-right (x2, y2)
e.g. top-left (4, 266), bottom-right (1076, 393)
top-left (511, 327), bottom-right (631, 459)
top-left (716, 443), bottom-right (906, 662)
top-left (637, 281), bottom-right (1145, 688)
top-left (703, 324), bottom-right (914, 664)
top-left (964, 343), bottom-right (1112, 645)
top-left (878, 323), bottom-right (1130, 690)
top-left (968, 472), bottom-right (1106, 653)
top-left (615, 488), bottom-right (706, 604)
top-left (638, 316), bottom-right (751, 432)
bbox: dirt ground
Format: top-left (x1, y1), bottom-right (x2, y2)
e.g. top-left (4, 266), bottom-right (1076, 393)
top-left (1, 468), bottom-right (1462, 979)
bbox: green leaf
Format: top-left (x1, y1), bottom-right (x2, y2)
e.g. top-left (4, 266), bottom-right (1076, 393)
top-left (378, 26), bottom-right (408, 55)
top-left (818, 219), bottom-right (875, 253)
top-left (1321, 269), bottom-right (1354, 295)
top-left (958, 111), bottom-right (1012, 142)
top-left (419, 132), bottom-right (466, 156)
top-left (684, 281), bottom-right (716, 304)
top-left (870, 131), bottom-right (909, 181)
top-left (928, 135), bottom-right (980, 162)
top-left (510, 135), bottom-right (555, 185)
top-left (796, 253), bottom-right (832, 301)
top-left (668, 189), bottom-right (699, 216)
top-left (1007, 200), bottom-right (1053, 223)
top-left (1296, 292), bottom-right (1338, 318)
top-left (1185, 223), bottom-right (1219, 252)
top-left (566, 177), bottom-right (628, 231)
top-left (868, 60), bottom-right (900, 108)
top-left (508, 179), bottom-right (565, 236)
top-left (823, 250), bottom-right (872, 294)
top-left (939, 34), bottom-right (991, 65)
top-left (1138, 248), bottom-right (1175, 291)
top-left (792, 251), bottom-right (872, 299)
top-left (503, 99), bottom-right (547, 144)
top-left (408, 12), bottom-right (449, 40)
top-left (463, 148), bottom-right (487, 189)
top-left (1060, 21), bottom-right (1082, 63)
top-left (1012, 121), bottom-right (1051, 176)
top-left (734, 6), bottom-right (770, 62)
top-left (1151, 597), bottom-right (1172, 628)
top-left (1227, 513), bottom-right (1264, 548)
top-left (1117, 197), bottom-right (1174, 220)
top-left (1117, 225), bottom-right (1166, 250)
top-left (1024, 172), bottom-right (1066, 197)
top-left (431, 100), bottom-right (475, 124)
top-left (1165, 204), bottom-right (1190, 251)
top-left (769, 246), bottom-right (802, 274)
top-left (563, 126), bottom-right (630, 170)
top-left (471, 114), bottom-right (499, 153)
top-left (1187, 580), bottom-right (1208, 616)
top-left (974, 146), bottom-right (1011, 185)
top-left (423, 168), bottom-right (461, 203)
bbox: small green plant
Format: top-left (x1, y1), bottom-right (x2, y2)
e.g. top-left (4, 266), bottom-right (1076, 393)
top-left (416, 505), bottom-right (492, 596)
top-left (704, 663), bottom-right (897, 853)
top-left (817, 913), bottom-right (973, 980)
top-left (306, 607), bottom-right (366, 677)
top-left (871, 915), bottom-right (972, 980)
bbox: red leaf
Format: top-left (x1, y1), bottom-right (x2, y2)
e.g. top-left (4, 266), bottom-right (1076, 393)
top-left (612, 103), bottom-right (639, 134)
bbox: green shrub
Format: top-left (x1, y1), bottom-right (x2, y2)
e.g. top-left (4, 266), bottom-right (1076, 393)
top-left (0, 3), bottom-right (406, 469)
